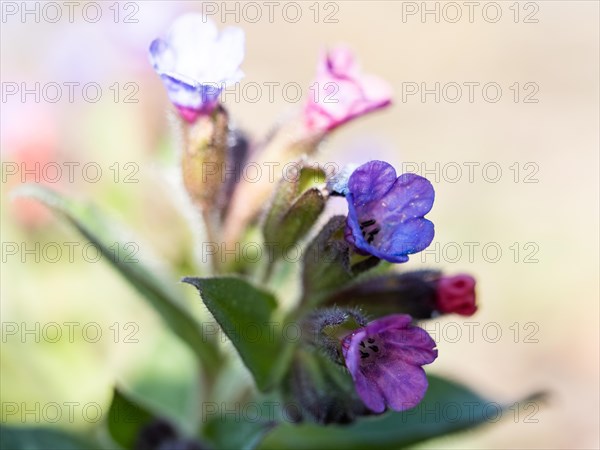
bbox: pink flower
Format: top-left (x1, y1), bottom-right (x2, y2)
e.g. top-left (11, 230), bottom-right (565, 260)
top-left (304, 46), bottom-right (392, 132)
top-left (436, 274), bottom-right (477, 316)
top-left (3, 105), bottom-right (58, 229)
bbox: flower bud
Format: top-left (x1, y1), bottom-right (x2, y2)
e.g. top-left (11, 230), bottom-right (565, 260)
top-left (436, 274), bottom-right (477, 316)
top-left (150, 14), bottom-right (244, 122)
top-left (181, 106), bottom-right (229, 211)
top-left (323, 271), bottom-right (477, 318)
top-left (324, 270), bottom-right (439, 319)
top-left (223, 121), bottom-right (325, 243)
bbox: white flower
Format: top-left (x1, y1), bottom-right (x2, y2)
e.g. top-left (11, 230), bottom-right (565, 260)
top-left (150, 14), bottom-right (245, 119)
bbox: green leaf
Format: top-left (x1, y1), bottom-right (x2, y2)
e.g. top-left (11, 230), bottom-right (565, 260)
top-left (260, 375), bottom-right (501, 449)
top-left (182, 277), bottom-right (288, 391)
top-left (0, 425), bottom-right (94, 450)
top-left (118, 328), bottom-right (203, 435)
top-left (107, 388), bottom-right (154, 449)
top-left (12, 184), bottom-right (220, 369)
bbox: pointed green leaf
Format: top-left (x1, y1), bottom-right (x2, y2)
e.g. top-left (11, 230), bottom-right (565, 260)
top-left (12, 184), bottom-right (220, 369)
top-left (260, 375), bottom-right (507, 449)
top-left (182, 277), bottom-right (287, 391)
top-left (119, 329), bottom-right (203, 435)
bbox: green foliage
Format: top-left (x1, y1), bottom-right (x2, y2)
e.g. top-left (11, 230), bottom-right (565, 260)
top-left (260, 375), bottom-right (498, 449)
top-left (182, 277), bottom-right (291, 391)
top-left (107, 389), bottom-right (155, 449)
top-left (0, 425), bottom-right (94, 450)
top-left (203, 416), bottom-right (277, 450)
top-left (13, 184), bottom-right (220, 370)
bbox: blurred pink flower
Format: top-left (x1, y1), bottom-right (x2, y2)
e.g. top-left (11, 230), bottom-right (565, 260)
top-left (304, 46), bottom-right (392, 132)
top-left (3, 105), bottom-right (59, 229)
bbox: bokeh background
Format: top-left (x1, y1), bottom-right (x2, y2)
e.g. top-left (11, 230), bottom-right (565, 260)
top-left (1, 1), bottom-right (598, 448)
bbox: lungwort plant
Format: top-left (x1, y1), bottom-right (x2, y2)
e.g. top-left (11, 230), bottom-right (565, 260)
top-left (6, 12), bottom-right (537, 450)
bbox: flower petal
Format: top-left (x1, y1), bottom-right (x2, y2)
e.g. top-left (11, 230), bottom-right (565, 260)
top-left (212, 26), bottom-right (246, 83)
top-left (348, 160), bottom-right (397, 206)
top-left (380, 326), bottom-right (438, 366)
top-left (343, 329), bottom-right (387, 413)
top-left (345, 165), bottom-right (435, 263)
top-left (362, 314), bottom-right (413, 334)
top-left (166, 14), bottom-right (217, 80)
top-left (305, 47), bottom-right (392, 132)
top-left (384, 173), bottom-right (435, 218)
top-left (353, 365), bottom-right (387, 413)
top-left (149, 14), bottom-right (245, 118)
top-left (383, 217), bottom-right (435, 257)
top-left (158, 74), bottom-right (221, 112)
top-left (149, 38), bottom-right (175, 73)
top-left (322, 46), bottom-right (358, 78)
top-left (376, 361), bottom-right (429, 411)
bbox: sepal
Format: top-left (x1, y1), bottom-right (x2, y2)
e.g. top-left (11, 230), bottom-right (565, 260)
top-left (284, 349), bottom-right (374, 425)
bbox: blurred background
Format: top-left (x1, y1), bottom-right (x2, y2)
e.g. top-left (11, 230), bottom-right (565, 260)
top-left (1, 1), bottom-right (598, 448)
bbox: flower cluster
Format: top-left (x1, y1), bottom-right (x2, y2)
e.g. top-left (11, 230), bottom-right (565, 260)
top-left (150, 13), bottom-right (478, 425)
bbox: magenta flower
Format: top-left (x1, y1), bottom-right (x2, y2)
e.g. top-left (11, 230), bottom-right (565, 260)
top-left (436, 274), bottom-right (477, 316)
top-left (341, 314), bottom-right (438, 413)
top-left (149, 14), bottom-right (245, 122)
top-left (304, 46), bottom-right (392, 132)
top-left (345, 160), bottom-right (435, 263)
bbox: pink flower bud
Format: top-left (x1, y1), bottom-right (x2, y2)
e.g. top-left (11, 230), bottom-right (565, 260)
top-left (436, 274), bottom-right (477, 316)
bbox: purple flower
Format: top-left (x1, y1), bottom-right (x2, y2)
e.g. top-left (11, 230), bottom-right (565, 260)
top-left (341, 314), bottom-right (438, 413)
top-left (149, 14), bottom-right (245, 122)
top-left (304, 46), bottom-right (392, 132)
top-left (345, 160), bottom-right (435, 263)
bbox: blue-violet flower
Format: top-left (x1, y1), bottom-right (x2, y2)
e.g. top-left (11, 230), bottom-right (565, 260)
top-left (345, 160), bottom-right (435, 263)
